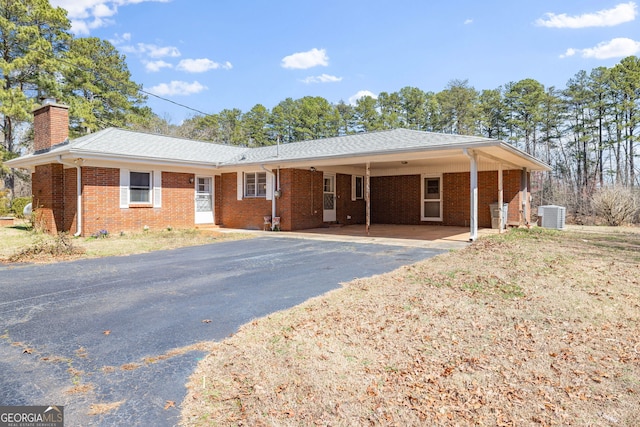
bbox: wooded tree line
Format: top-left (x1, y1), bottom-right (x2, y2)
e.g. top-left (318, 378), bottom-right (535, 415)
top-left (172, 61), bottom-right (640, 195)
top-left (1, 1), bottom-right (638, 222)
top-left (167, 59), bottom-right (640, 220)
top-left (0, 0), bottom-right (149, 198)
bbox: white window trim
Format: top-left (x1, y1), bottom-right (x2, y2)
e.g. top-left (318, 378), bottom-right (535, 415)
top-left (119, 169), bottom-right (162, 208)
top-left (352, 175), bottom-right (364, 201)
top-left (242, 171), bottom-right (269, 199)
top-left (421, 173), bottom-right (443, 221)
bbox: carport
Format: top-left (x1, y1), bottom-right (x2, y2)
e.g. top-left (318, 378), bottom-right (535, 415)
top-left (234, 131), bottom-right (551, 241)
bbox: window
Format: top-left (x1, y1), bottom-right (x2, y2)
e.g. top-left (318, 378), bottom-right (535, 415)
top-left (244, 172), bottom-right (267, 197)
top-left (354, 175), bottom-right (364, 200)
top-left (130, 171), bottom-right (151, 203)
top-left (120, 169), bottom-right (161, 208)
top-left (421, 175), bottom-right (442, 221)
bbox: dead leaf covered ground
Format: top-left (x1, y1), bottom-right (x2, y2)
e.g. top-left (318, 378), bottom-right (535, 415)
top-left (181, 227), bottom-right (640, 426)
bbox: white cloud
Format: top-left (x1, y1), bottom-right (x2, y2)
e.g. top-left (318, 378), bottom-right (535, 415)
top-left (176, 58), bottom-right (233, 73)
top-left (110, 32), bottom-right (131, 44)
top-left (559, 48), bottom-right (577, 58)
top-left (148, 80), bottom-right (207, 96)
top-left (301, 74), bottom-right (343, 84)
top-left (144, 60), bottom-right (173, 72)
top-left (464, 19), bottom-right (473, 25)
top-left (121, 42), bottom-right (181, 58)
top-left (561, 37), bottom-right (640, 59)
top-left (348, 90), bottom-right (377, 105)
top-left (536, 2), bottom-right (637, 28)
top-left (281, 48), bottom-right (329, 69)
top-left (51, 0), bottom-right (170, 34)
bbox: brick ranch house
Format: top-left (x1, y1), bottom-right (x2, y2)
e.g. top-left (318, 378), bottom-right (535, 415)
top-left (6, 102), bottom-right (550, 241)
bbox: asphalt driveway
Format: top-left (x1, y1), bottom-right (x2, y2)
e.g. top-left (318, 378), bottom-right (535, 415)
top-left (0, 236), bottom-right (445, 426)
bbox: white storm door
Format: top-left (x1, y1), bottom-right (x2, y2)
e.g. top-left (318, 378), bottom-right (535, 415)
top-left (323, 173), bottom-right (336, 222)
top-left (195, 177), bottom-right (214, 224)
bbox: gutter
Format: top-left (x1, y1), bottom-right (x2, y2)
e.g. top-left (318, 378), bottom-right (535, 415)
top-left (57, 156), bottom-right (82, 237)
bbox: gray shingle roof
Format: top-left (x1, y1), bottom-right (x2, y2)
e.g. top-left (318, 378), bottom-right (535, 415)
top-left (71, 128), bottom-right (248, 163)
top-left (226, 128), bottom-right (495, 165)
top-left (8, 127), bottom-right (548, 171)
top-left (14, 127), bottom-right (248, 165)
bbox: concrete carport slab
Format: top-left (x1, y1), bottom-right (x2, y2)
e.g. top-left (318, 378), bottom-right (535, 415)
top-left (218, 224), bottom-right (499, 250)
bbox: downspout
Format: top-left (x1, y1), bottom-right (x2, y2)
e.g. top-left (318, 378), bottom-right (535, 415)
top-left (57, 156), bottom-right (82, 236)
top-left (261, 164), bottom-right (276, 227)
top-left (463, 149), bottom-right (478, 242)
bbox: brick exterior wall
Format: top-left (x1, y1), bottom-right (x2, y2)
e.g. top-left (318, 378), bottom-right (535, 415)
top-left (214, 175), bottom-right (223, 226)
top-left (336, 173), bottom-right (366, 225)
top-left (219, 172), bottom-right (273, 230)
top-left (371, 175), bottom-right (421, 224)
top-left (32, 164), bottom-right (65, 233)
top-left (32, 164), bottom-right (529, 236)
top-left (63, 167), bottom-right (77, 233)
top-left (443, 169), bottom-right (524, 227)
top-left (368, 170), bottom-right (526, 228)
top-left (216, 169), bottom-right (365, 231)
top-left (280, 168), bottom-right (324, 231)
top-left (213, 168), bottom-right (528, 232)
top-left (80, 167), bottom-right (197, 235)
top-left (33, 104), bottom-right (69, 152)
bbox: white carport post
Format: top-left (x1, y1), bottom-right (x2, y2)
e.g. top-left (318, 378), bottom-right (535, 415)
top-left (464, 149), bottom-right (478, 241)
top-left (365, 162), bottom-right (371, 235)
top-left (521, 167), bottom-right (528, 226)
top-left (498, 163), bottom-right (504, 233)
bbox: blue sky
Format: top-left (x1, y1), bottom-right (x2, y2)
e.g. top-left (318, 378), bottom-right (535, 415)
top-left (50, 0), bottom-right (640, 124)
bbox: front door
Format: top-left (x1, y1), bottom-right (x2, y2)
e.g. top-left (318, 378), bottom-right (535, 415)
top-left (323, 173), bottom-right (336, 222)
top-left (195, 176), bottom-right (213, 224)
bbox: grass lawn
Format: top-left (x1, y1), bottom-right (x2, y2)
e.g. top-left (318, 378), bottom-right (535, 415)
top-left (180, 227), bottom-right (640, 426)
top-left (0, 224), bottom-right (254, 263)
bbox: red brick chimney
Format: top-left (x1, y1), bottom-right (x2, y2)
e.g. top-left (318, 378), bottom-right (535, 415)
top-left (33, 101), bottom-right (69, 152)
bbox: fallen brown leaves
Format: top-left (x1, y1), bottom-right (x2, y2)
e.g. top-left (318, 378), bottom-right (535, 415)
top-left (181, 227), bottom-right (640, 426)
top-left (87, 400), bottom-right (125, 415)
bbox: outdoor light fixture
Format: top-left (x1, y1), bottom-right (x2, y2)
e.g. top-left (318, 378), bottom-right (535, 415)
top-left (189, 177), bottom-right (194, 184)
top-left (310, 167), bottom-right (316, 172)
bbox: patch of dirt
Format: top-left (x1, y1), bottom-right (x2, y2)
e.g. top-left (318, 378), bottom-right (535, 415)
top-left (88, 400), bottom-right (125, 416)
top-left (180, 227), bottom-right (640, 426)
top-left (66, 383), bottom-right (94, 395)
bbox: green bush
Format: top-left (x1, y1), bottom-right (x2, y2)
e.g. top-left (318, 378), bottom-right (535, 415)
top-left (11, 196), bottom-right (32, 218)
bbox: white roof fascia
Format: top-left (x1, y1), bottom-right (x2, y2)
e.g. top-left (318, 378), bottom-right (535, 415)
top-left (496, 142), bottom-right (551, 171)
top-left (65, 150), bottom-right (221, 169)
top-left (221, 140), bottom-right (505, 169)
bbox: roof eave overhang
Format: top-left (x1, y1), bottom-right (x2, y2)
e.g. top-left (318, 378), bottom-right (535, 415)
top-left (218, 140), bottom-right (551, 171)
top-left (217, 141), bottom-right (496, 169)
top-left (493, 142), bottom-right (551, 171)
top-left (5, 148), bottom-right (224, 171)
top-left (5, 138), bottom-right (551, 173)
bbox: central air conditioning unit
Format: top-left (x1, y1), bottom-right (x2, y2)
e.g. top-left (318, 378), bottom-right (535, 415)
top-left (537, 205), bottom-right (566, 230)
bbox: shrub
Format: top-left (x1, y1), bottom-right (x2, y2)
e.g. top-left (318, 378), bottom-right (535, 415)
top-left (11, 197), bottom-right (31, 218)
top-left (9, 233), bottom-right (85, 262)
top-left (591, 186), bottom-right (639, 226)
